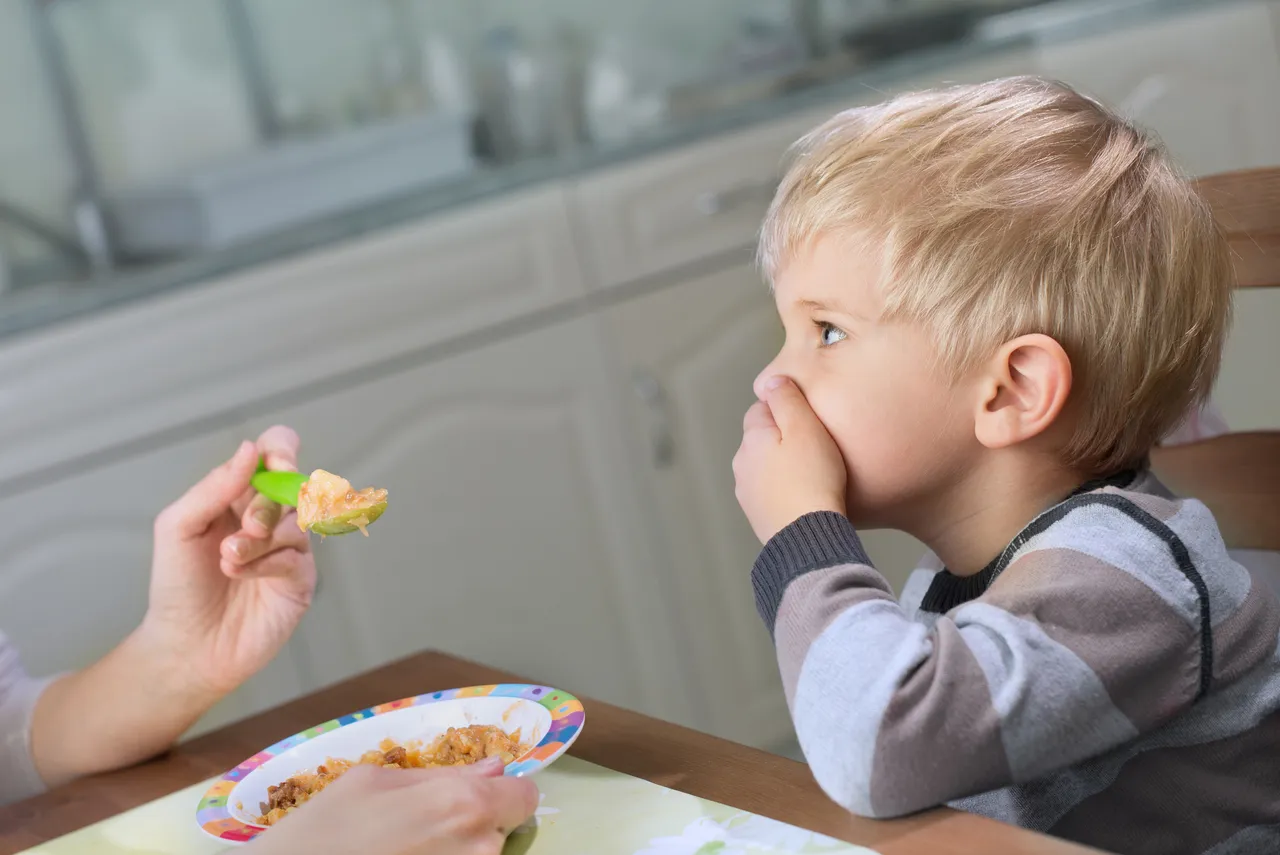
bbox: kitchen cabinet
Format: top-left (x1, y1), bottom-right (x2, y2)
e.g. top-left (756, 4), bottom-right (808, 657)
top-left (240, 315), bottom-right (700, 730)
top-left (0, 429), bottom-right (233, 679)
top-left (565, 45), bottom-right (1038, 297)
top-left (1035, 0), bottom-right (1280, 176)
top-left (568, 107), bottom-right (831, 290)
top-left (600, 262), bottom-right (795, 749)
top-left (0, 185), bottom-right (584, 487)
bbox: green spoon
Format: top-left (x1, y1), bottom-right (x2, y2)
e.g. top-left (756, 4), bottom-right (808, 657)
top-left (250, 460), bottom-right (387, 536)
top-left (250, 460), bottom-right (310, 507)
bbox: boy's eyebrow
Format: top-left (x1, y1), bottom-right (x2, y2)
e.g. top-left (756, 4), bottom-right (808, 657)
top-left (798, 297), bottom-right (865, 318)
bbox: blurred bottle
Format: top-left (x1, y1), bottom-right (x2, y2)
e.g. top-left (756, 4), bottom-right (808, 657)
top-left (474, 26), bottom-right (549, 162)
top-left (583, 34), bottom-right (668, 148)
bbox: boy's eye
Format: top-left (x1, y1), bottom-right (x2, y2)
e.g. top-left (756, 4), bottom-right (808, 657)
top-left (817, 321), bottom-right (848, 347)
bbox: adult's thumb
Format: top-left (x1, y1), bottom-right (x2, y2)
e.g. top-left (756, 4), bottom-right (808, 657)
top-left (163, 440), bottom-right (257, 538)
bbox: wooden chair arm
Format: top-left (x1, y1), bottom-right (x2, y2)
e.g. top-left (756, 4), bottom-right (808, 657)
top-left (1150, 431), bottom-right (1280, 552)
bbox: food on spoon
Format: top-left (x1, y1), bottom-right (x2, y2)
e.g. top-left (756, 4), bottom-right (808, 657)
top-left (255, 725), bottom-right (527, 825)
top-left (296, 469), bottom-right (388, 536)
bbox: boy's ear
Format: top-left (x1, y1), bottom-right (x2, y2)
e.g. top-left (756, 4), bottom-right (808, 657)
top-left (973, 334), bottom-right (1073, 451)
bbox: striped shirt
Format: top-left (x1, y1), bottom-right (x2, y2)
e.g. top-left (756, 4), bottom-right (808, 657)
top-left (752, 469), bottom-right (1280, 855)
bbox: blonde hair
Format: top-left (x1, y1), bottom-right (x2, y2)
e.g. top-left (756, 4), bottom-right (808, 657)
top-left (760, 76), bottom-right (1233, 474)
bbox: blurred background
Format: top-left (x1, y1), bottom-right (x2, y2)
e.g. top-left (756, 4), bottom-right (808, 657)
top-left (0, 0), bottom-right (1277, 760)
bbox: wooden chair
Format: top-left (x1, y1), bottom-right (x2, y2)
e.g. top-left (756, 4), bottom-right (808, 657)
top-left (1148, 167), bottom-right (1280, 551)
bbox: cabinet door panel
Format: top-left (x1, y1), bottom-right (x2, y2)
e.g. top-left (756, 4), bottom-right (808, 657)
top-left (604, 265), bottom-right (795, 748)
top-left (248, 317), bottom-right (695, 726)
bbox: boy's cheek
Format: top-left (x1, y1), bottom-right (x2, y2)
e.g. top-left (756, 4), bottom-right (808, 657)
top-left (841, 468), bottom-right (874, 526)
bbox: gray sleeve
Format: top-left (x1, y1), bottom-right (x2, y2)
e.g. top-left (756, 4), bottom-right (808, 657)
top-left (0, 632), bottom-right (55, 806)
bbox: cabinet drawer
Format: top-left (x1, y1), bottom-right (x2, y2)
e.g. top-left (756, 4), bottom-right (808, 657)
top-left (569, 107), bottom-right (839, 290)
top-left (0, 185), bottom-right (586, 485)
top-left (569, 44), bottom-right (1039, 291)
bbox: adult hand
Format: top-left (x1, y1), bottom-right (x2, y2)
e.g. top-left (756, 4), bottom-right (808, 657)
top-left (142, 425), bottom-right (316, 698)
top-left (246, 759), bottom-right (539, 855)
top-left (32, 427), bottom-right (318, 788)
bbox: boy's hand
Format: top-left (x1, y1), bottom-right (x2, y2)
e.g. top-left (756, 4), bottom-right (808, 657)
top-left (142, 425), bottom-right (316, 698)
top-left (734, 376), bottom-right (848, 544)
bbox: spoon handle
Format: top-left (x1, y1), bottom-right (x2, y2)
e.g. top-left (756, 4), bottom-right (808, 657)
top-left (251, 459), bottom-right (309, 507)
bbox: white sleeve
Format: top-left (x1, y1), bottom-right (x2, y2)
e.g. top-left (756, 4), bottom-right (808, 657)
top-left (0, 632), bottom-right (55, 806)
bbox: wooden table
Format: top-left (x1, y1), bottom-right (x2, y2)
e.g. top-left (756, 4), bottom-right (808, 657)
top-left (0, 651), bottom-right (1101, 854)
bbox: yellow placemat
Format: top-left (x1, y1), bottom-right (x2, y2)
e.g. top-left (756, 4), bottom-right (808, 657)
top-left (20, 757), bottom-right (878, 855)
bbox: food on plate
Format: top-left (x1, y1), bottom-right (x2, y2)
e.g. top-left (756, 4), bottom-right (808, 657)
top-left (296, 469), bottom-right (388, 536)
top-left (256, 724), bottom-right (527, 825)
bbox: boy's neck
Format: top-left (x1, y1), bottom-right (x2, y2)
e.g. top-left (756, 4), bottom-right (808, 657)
top-left (912, 453), bottom-right (1091, 578)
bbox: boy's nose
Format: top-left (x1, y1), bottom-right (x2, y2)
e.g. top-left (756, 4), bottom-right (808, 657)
top-left (752, 366), bottom-right (773, 401)
top-left (753, 362), bottom-right (789, 401)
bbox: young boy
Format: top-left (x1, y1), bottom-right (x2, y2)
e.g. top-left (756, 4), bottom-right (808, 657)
top-left (733, 76), bottom-right (1280, 855)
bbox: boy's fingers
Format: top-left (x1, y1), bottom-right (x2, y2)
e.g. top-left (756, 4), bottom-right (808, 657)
top-left (743, 400), bottom-right (779, 434)
top-left (763, 377), bottom-right (821, 438)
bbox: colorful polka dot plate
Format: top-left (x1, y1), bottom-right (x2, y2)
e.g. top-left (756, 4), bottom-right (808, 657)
top-left (196, 683), bottom-right (585, 844)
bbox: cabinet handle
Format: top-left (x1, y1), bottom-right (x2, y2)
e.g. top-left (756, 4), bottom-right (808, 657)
top-left (694, 176), bottom-right (781, 217)
top-left (632, 370), bottom-right (675, 468)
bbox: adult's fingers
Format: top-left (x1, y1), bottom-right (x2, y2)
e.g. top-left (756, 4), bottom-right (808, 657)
top-left (158, 441), bottom-right (257, 540)
top-left (220, 547), bottom-right (310, 581)
top-left (223, 509), bottom-right (309, 563)
top-left (235, 425), bottom-right (302, 533)
top-left (474, 776), bottom-right (539, 834)
top-left (257, 425), bottom-right (301, 473)
top-left (240, 492), bottom-right (284, 538)
top-left (388, 765), bottom-right (538, 833)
